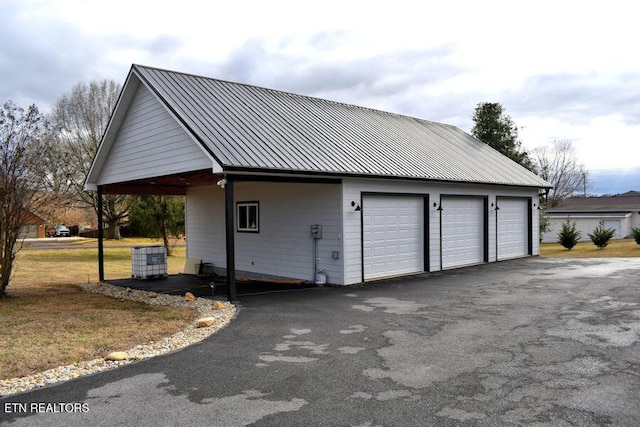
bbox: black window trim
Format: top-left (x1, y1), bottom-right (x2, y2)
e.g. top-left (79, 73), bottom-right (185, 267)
top-left (236, 201), bottom-right (259, 233)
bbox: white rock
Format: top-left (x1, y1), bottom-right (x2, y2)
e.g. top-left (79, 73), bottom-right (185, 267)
top-left (105, 351), bottom-right (129, 361)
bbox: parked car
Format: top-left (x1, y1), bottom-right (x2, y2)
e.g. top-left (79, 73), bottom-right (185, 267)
top-left (46, 225), bottom-right (71, 237)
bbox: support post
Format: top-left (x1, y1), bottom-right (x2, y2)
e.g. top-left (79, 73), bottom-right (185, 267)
top-left (97, 186), bottom-right (105, 282)
top-left (224, 177), bottom-right (237, 301)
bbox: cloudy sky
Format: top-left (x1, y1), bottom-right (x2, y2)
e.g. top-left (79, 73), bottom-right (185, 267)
top-left (2, 0), bottom-right (638, 194)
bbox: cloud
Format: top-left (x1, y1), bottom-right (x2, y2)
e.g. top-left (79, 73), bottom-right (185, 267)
top-left (505, 72), bottom-right (640, 126)
top-left (0, 3), bottom-right (183, 111)
top-left (210, 36), bottom-right (467, 124)
top-left (0, 4), bottom-right (93, 109)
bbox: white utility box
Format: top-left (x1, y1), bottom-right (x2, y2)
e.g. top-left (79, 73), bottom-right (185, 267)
top-left (131, 246), bottom-right (167, 279)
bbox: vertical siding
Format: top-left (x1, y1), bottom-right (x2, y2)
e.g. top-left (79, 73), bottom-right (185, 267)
top-left (342, 178), bottom-right (540, 285)
top-left (97, 85), bottom-right (215, 185)
top-left (186, 182), bottom-right (343, 284)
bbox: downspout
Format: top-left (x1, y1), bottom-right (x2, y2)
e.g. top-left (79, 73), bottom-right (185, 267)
top-left (97, 185), bottom-right (105, 282)
top-left (224, 177), bottom-right (237, 302)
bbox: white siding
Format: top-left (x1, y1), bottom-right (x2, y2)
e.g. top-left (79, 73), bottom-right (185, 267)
top-left (631, 212), bottom-right (640, 233)
top-left (186, 182), bottom-right (343, 284)
top-left (186, 185), bottom-right (224, 268)
top-left (343, 178), bottom-right (540, 285)
top-left (97, 85), bottom-right (215, 185)
top-left (543, 214), bottom-right (632, 243)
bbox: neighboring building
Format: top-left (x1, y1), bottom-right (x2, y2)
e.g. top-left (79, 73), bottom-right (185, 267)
top-left (542, 191), bottom-right (640, 242)
top-left (85, 65), bottom-right (550, 293)
top-left (19, 211), bottom-right (46, 239)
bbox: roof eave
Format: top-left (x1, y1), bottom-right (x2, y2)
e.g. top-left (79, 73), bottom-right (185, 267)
top-left (222, 166), bottom-right (550, 189)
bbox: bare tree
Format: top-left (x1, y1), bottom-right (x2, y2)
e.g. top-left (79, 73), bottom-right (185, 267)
top-left (533, 140), bottom-right (589, 207)
top-left (0, 101), bottom-right (53, 297)
top-left (52, 80), bottom-right (130, 239)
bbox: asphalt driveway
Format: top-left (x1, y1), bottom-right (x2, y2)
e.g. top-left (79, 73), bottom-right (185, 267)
top-left (2, 257), bottom-right (640, 426)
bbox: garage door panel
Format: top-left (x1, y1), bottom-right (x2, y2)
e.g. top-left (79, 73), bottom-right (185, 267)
top-left (363, 195), bottom-right (424, 280)
top-left (497, 198), bottom-right (529, 260)
top-left (441, 197), bottom-right (485, 269)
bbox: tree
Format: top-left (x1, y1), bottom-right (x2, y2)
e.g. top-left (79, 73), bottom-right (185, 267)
top-left (471, 102), bottom-right (533, 170)
top-left (532, 140), bottom-right (589, 208)
top-left (51, 80), bottom-right (129, 239)
top-left (588, 221), bottom-right (615, 249)
top-left (0, 101), bottom-right (53, 297)
top-left (557, 220), bottom-right (581, 250)
top-left (128, 195), bottom-right (185, 256)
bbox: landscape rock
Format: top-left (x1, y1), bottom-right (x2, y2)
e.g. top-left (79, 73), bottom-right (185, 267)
top-left (213, 300), bottom-right (225, 310)
top-left (185, 292), bottom-right (196, 301)
top-left (196, 317), bottom-right (216, 328)
top-left (105, 351), bottom-right (129, 361)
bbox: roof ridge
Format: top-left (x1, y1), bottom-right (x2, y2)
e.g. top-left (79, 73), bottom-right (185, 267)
top-left (122, 64), bottom-right (549, 188)
top-left (131, 64), bottom-right (454, 130)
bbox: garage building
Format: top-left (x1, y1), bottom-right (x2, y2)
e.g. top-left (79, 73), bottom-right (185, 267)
top-left (86, 65), bottom-right (551, 294)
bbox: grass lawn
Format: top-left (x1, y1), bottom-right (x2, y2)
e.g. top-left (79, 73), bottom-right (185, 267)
top-left (1, 240), bottom-right (193, 380)
top-left (540, 238), bottom-right (640, 258)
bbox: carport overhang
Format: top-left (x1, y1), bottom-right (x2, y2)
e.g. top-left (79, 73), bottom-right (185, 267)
top-left (89, 169), bottom-right (344, 302)
top-left (91, 169), bottom-right (240, 301)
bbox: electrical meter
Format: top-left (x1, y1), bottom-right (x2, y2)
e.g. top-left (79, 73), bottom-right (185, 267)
top-left (310, 224), bottom-right (323, 239)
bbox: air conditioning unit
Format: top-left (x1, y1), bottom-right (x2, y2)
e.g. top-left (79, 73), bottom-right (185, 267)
top-left (131, 246), bottom-right (167, 279)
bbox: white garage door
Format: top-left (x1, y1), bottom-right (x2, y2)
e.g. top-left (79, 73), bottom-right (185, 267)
top-left (441, 196), bottom-right (485, 269)
top-left (497, 198), bottom-right (530, 260)
top-left (363, 195), bottom-right (424, 280)
top-left (19, 225), bottom-right (38, 239)
top-left (603, 220), bottom-right (621, 239)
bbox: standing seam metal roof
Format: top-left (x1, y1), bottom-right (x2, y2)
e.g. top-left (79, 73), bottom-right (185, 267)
top-left (133, 64), bottom-right (550, 188)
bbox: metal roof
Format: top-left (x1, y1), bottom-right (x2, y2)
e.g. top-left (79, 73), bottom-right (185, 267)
top-left (129, 64), bottom-right (550, 188)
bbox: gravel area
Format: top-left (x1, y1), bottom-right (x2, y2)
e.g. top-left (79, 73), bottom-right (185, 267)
top-left (0, 282), bottom-right (236, 397)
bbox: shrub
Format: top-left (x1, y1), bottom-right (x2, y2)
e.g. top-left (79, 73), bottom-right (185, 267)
top-left (588, 220), bottom-right (615, 249)
top-left (632, 227), bottom-right (640, 245)
top-left (557, 220), bottom-right (581, 250)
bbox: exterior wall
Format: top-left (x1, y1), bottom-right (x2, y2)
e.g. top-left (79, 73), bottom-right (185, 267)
top-left (342, 178), bottom-right (540, 285)
top-left (542, 213), bottom-right (634, 243)
top-left (97, 85), bottom-right (215, 185)
top-left (632, 212), bottom-right (640, 232)
top-left (185, 185), bottom-right (224, 269)
top-left (186, 181), bottom-right (343, 284)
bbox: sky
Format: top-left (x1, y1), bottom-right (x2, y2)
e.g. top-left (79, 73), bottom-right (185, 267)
top-left (1, 0), bottom-right (638, 194)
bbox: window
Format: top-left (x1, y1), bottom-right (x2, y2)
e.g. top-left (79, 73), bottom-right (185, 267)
top-left (237, 202), bottom-right (259, 232)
